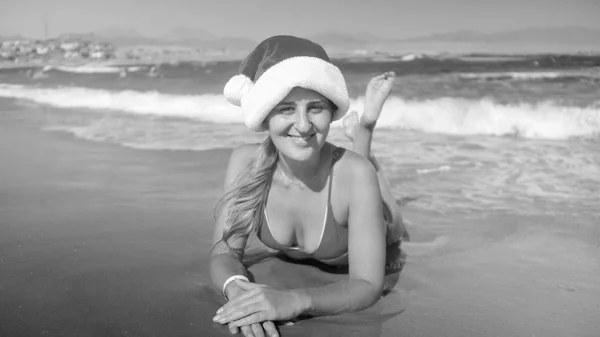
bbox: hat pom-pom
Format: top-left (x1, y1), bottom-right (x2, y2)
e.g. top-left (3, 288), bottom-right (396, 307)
top-left (224, 74), bottom-right (254, 106)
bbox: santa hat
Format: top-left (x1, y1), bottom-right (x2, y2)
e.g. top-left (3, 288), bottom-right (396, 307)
top-left (223, 35), bottom-right (349, 132)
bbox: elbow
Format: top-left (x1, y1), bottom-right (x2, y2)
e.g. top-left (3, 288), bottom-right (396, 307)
top-left (363, 285), bottom-right (384, 310)
top-left (352, 279), bottom-right (384, 312)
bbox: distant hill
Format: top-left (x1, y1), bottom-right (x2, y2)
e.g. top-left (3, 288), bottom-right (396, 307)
top-left (162, 27), bottom-right (217, 41)
top-left (308, 30), bottom-right (395, 46)
top-left (200, 37), bottom-right (256, 50)
top-left (95, 28), bottom-right (144, 39)
top-left (308, 32), bottom-right (368, 47)
top-left (301, 27), bottom-right (600, 50)
top-left (104, 37), bottom-right (162, 46)
top-left (404, 27), bottom-right (600, 45)
top-left (404, 30), bottom-right (482, 42)
top-left (352, 31), bottom-right (394, 43)
top-left (57, 32), bottom-right (97, 41)
top-left (0, 34), bottom-right (32, 41)
top-left (45, 27), bottom-right (256, 51)
top-left (5, 26), bottom-right (598, 53)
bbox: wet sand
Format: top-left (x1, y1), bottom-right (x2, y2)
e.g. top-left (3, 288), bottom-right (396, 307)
top-left (1, 122), bottom-right (599, 337)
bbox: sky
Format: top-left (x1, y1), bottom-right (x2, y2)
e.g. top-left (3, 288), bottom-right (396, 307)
top-left (1, 0), bottom-right (599, 40)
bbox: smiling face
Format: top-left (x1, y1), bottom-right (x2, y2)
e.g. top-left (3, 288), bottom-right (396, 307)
top-left (265, 87), bottom-right (335, 162)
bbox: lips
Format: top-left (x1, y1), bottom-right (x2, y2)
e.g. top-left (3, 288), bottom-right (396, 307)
top-left (287, 133), bottom-right (315, 145)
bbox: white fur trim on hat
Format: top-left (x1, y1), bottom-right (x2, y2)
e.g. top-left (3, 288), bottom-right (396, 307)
top-left (223, 74), bottom-right (254, 106)
top-left (241, 56), bottom-right (349, 132)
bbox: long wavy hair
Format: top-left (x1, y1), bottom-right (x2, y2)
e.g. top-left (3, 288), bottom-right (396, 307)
top-left (213, 136), bottom-right (279, 256)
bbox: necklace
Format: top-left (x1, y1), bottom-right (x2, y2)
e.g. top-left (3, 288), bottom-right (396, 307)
top-left (278, 166), bottom-right (320, 187)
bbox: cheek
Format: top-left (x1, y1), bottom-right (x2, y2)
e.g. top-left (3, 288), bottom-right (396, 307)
top-left (313, 112), bottom-right (332, 131)
top-left (265, 115), bottom-right (287, 134)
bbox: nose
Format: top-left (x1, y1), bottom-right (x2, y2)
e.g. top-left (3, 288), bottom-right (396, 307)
top-left (294, 109), bottom-right (312, 133)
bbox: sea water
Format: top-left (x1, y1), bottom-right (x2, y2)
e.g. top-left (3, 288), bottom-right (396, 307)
top-left (1, 55), bottom-right (599, 244)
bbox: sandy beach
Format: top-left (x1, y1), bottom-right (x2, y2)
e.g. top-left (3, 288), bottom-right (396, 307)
top-left (0, 122), bottom-right (231, 336)
top-left (1, 117), bottom-right (599, 337)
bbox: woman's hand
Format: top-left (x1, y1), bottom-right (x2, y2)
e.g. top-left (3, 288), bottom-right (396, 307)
top-left (214, 281), bottom-right (309, 328)
top-left (231, 321), bottom-right (279, 337)
top-left (224, 282), bottom-right (280, 337)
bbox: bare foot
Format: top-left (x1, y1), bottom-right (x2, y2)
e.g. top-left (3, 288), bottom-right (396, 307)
top-left (343, 110), bottom-right (360, 141)
top-left (362, 71), bottom-right (396, 128)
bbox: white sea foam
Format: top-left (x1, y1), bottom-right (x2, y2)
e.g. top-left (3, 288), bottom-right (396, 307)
top-left (0, 84), bottom-right (243, 123)
top-left (1, 84), bottom-right (599, 140)
top-left (417, 165), bottom-right (452, 175)
top-left (51, 65), bottom-right (123, 74)
top-left (372, 96), bottom-right (600, 140)
top-left (458, 71), bottom-right (600, 81)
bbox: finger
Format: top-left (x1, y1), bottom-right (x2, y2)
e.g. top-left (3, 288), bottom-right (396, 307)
top-left (228, 322), bottom-right (238, 335)
top-left (251, 323), bottom-right (265, 337)
top-left (218, 293), bottom-right (263, 319)
top-left (262, 321), bottom-right (279, 337)
top-left (240, 325), bottom-right (254, 337)
top-left (216, 293), bottom-right (259, 316)
top-left (216, 301), bottom-right (265, 324)
top-left (217, 288), bottom-right (261, 315)
top-left (231, 312), bottom-right (270, 328)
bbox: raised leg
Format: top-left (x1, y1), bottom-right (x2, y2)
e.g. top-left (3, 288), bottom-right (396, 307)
top-left (342, 72), bottom-right (409, 242)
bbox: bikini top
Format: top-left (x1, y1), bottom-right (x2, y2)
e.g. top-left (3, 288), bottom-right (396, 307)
top-left (258, 147), bottom-right (349, 265)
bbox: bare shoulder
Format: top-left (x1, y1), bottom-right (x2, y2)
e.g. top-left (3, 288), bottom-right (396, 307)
top-left (334, 148), bottom-right (378, 180)
top-left (330, 147), bottom-right (380, 209)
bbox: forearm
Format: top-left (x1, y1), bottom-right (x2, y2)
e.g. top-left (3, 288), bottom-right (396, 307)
top-left (209, 253), bottom-right (248, 297)
top-left (293, 278), bottom-right (383, 317)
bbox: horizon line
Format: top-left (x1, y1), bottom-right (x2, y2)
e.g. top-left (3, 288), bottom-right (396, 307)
top-left (2, 25), bottom-right (600, 41)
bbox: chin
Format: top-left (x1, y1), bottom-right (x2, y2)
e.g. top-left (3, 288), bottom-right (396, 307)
top-left (284, 147), bottom-right (317, 162)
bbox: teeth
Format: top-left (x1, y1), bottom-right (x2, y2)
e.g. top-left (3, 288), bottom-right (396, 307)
top-left (288, 134), bottom-right (313, 145)
top-left (288, 134), bottom-right (313, 140)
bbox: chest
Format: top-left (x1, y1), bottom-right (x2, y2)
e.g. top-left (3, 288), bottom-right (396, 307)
top-left (263, 178), bottom-right (348, 251)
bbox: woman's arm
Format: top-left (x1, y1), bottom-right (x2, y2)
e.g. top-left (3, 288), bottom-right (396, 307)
top-left (211, 145), bottom-right (284, 337)
top-left (214, 154), bottom-right (387, 326)
top-left (209, 144), bottom-right (256, 298)
top-left (292, 155), bottom-right (387, 315)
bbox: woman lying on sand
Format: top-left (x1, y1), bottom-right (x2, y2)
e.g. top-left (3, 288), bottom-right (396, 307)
top-left (210, 35), bottom-right (408, 337)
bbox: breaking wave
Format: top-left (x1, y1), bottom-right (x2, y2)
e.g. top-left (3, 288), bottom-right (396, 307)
top-left (1, 83), bottom-right (599, 140)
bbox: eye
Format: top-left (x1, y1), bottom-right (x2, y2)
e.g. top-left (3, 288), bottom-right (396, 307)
top-left (308, 103), bottom-right (328, 114)
top-left (276, 106), bottom-right (295, 114)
